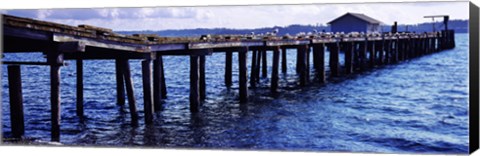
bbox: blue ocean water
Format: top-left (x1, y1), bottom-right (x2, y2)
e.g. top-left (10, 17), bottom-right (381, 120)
top-left (1, 34), bottom-right (469, 154)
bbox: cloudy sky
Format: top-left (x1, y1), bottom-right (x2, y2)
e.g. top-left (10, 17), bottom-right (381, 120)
top-left (2, 1), bottom-right (469, 31)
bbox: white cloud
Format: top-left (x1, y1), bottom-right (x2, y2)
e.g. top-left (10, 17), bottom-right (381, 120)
top-left (3, 1), bottom-right (469, 31)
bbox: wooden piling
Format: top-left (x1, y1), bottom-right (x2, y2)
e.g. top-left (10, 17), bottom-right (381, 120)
top-left (345, 42), bottom-right (354, 74)
top-left (305, 46), bottom-right (310, 81)
top-left (76, 59), bottom-right (84, 117)
top-left (238, 48), bottom-right (248, 103)
top-left (329, 42), bottom-right (340, 77)
top-left (359, 41), bottom-right (367, 71)
top-left (153, 56), bottom-right (163, 111)
top-left (262, 50), bottom-right (267, 78)
top-left (47, 52), bottom-right (62, 141)
top-left (281, 47), bottom-right (287, 73)
top-left (393, 38), bottom-right (399, 63)
top-left (298, 45), bottom-right (308, 86)
top-left (122, 59), bottom-right (139, 125)
top-left (400, 38), bottom-right (404, 60)
top-left (369, 41), bottom-right (376, 68)
top-left (378, 39), bottom-right (385, 65)
top-left (296, 48), bottom-right (300, 73)
top-left (8, 65), bottom-right (24, 138)
top-left (271, 46), bottom-right (280, 92)
top-left (385, 40), bottom-right (391, 64)
top-left (352, 42), bottom-right (359, 71)
top-left (142, 60), bottom-right (154, 124)
top-left (250, 50), bottom-right (257, 88)
top-left (312, 45), bottom-right (319, 70)
top-left (115, 59), bottom-right (125, 105)
top-left (255, 49), bottom-right (262, 82)
top-left (313, 44), bottom-right (325, 83)
top-left (189, 55), bottom-right (200, 113)
top-left (159, 56), bottom-right (167, 99)
top-left (200, 55), bottom-right (206, 100)
top-left (225, 51), bottom-right (233, 88)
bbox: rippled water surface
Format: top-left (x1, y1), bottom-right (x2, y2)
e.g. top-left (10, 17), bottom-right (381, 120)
top-left (2, 34), bottom-right (469, 154)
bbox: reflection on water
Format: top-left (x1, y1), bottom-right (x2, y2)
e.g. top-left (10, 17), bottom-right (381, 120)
top-left (2, 34), bottom-right (469, 154)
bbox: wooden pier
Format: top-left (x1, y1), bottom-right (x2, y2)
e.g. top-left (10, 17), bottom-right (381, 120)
top-left (1, 14), bottom-right (455, 141)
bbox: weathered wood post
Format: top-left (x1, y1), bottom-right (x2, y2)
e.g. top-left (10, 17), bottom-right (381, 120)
top-left (313, 43), bottom-right (325, 83)
top-left (359, 40), bottom-right (367, 71)
top-left (369, 40), bottom-right (376, 68)
top-left (450, 30), bottom-right (455, 48)
top-left (250, 50), bottom-right (257, 88)
top-left (76, 59), bottom-right (84, 117)
top-left (262, 49), bottom-right (267, 78)
top-left (271, 46), bottom-right (280, 92)
top-left (298, 45), bottom-right (308, 86)
top-left (238, 47), bottom-right (249, 103)
top-left (385, 39), bottom-right (391, 64)
top-left (312, 45), bottom-right (319, 70)
top-left (8, 65), bottom-right (24, 138)
top-left (47, 51), bottom-right (63, 141)
top-left (398, 38), bottom-right (404, 61)
top-left (115, 59), bottom-right (125, 105)
top-left (153, 55), bottom-right (163, 111)
top-left (255, 49), bottom-right (262, 82)
top-left (296, 47), bottom-right (301, 73)
top-left (141, 59), bottom-right (154, 124)
top-left (345, 42), bottom-right (354, 74)
top-left (225, 50), bottom-right (233, 88)
top-left (122, 59), bottom-right (139, 126)
top-left (329, 42), bottom-right (340, 77)
top-left (393, 37), bottom-right (399, 63)
top-left (159, 55), bottom-right (167, 99)
top-left (200, 55), bottom-right (206, 100)
top-left (306, 45), bottom-right (310, 81)
top-left (190, 55), bottom-right (201, 113)
top-left (379, 37), bottom-right (385, 65)
top-left (281, 47), bottom-right (287, 73)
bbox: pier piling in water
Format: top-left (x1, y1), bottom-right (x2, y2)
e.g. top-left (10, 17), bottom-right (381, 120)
top-left (159, 56), bottom-right (167, 99)
top-left (200, 55), bottom-right (206, 100)
top-left (250, 50), bottom-right (257, 88)
top-left (122, 59), bottom-right (139, 126)
top-left (115, 59), bottom-right (125, 105)
top-left (48, 52), bottom-right (62, 141)
top-left (153, 55), bottom-right (163, 111)
top-left (142, 60), bottom-right (154, 124)
top-left (329, 42), bottom-right (340, 77)
top-left (261, 50), bottom-right (267, 78)
top-left (76, 59), bottom-right (84, 117)
top-left (313, 44), bottom-right (325, 83)
top-left (298, 45), bottom-right (308, 86)
top-left (271, 46), bottom-right (280, 92)
top-left (225, 51), bottom-right (233, 88)
top-left (369, 41), bottom-right (376, 68)
top-left (8, 65), bottom-right (25, 138)
top-left (281, 47), bottom-right (287, 73)
top-left (238, 48), bottom-right (249, 103)
top-left (345, 42), bottom-right (354, 74)
top-left (190, 55), bottom-right (200, 113)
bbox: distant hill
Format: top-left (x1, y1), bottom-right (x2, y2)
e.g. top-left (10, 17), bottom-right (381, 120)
top-left (117, 19), bottom-right (468, 37)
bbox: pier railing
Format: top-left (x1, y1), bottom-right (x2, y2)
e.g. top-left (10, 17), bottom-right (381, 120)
top-left (1, 14), bottom-right (455, 141)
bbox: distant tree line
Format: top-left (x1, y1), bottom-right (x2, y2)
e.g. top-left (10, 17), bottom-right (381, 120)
top-left (118, 19), bottom-right (468, 37)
